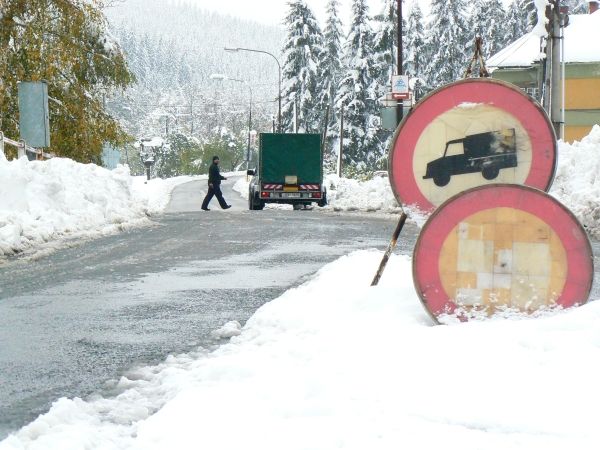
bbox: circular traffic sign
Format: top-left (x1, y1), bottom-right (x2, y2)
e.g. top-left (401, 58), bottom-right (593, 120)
top-left (413, 184), bottom-right (593, 324)
top-left (389, 78), bottom-right (557, 211)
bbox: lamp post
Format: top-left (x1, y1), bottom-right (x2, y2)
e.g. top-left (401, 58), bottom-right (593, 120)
top-left (224, 47), bottom-right (282, 133)
top-left (210, 74), bottom-right (253, 164)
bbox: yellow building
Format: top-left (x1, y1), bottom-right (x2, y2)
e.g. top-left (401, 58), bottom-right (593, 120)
top-left (488, 4), bottom-right (600, 142)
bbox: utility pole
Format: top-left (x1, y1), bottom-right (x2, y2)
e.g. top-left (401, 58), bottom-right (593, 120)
top-left (396, 0), bottom-right (404, 124)
top-left (550, 0), bottom-right (563, 139)
top-left (338, 104), bottom-right (344, 177)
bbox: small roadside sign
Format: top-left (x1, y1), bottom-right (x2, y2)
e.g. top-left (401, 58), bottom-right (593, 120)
top-left (391, 75), bottom-right (409, 100)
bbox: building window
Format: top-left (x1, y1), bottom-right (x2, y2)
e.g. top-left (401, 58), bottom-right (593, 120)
top-left (523, 87), bottom-right (539, 99)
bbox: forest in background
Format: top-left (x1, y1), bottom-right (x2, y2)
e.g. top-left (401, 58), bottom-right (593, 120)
top-left (2, 0), bottom-right (589, 177)
top-left (106, 0), bottom-right (589, 178)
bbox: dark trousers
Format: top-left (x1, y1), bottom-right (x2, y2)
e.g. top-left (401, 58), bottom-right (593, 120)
top-left (201, 184), bottom-right (228, 209)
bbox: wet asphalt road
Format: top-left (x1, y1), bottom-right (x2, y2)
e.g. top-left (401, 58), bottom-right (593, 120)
top-left (0, 177), bottom-right (417, 439)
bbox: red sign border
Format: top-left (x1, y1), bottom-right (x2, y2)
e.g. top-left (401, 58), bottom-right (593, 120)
top-left (389, 78), bottom-right (557, 212)
top-left (413, 184), bottom-right (594, 323)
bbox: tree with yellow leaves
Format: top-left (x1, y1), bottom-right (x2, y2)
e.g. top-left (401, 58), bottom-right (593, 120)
top-left (0, 0), bottom-right (134, 161)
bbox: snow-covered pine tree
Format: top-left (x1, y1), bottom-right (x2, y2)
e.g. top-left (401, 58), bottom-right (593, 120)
top-left (405, 2), bottom-right (427, 98)
top-left (335, 0), bottom-right (382, 172)
top-left (469, 0), bottom-right (507, 58)
top-left (567, 0), bottom-right (588, 14)
top-left (372, 0), bottom-right (400, 167)
top-left (372, 0), bottom-right (397, 94)
top-left (280, 1), bottom-right (324, 133)
top-left (521, 0), bottom-right (538, 31)
top-left (318, 0), bottom-right (344, 164)
top-left (424, 0), bottom-right (471, 88)
top-left (504, 0), bottom-right (529, 43)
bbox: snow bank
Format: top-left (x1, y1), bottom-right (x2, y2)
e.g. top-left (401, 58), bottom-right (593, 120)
top-left (2, 250), bottom-right (600, 449)
top-left (324, 174), bottom-right (400, 212)
top-left (0, 157), bottom-right (191, 257)
top-left (550, 125), bottom-right (600, 238)
top-left (234, 173), bottom-right (403, 212)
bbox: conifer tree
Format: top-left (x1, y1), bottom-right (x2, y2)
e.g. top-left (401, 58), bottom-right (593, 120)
top-left (318, 0), bottom-right (344, 162)
top-left (470, 0), bottom-right (507, 57)
top-left (372, 0), bottom-right (402, 167)
top-left (405, 2), bottom-right (426, 97)
top-left (0, 0), bottom-right (134, 162)
top-left (424, 0), bottom-right (470, 88)
top-left (521, 0), bottom-right (539, 31)
top-left (335, 0), bottom-right (382, 172)
top-left (280, 0), bottom-right (323, 133)
top-left (372, 0), bottom-right (397, 94)
top-left (505, 0), bottom-right (529, 43)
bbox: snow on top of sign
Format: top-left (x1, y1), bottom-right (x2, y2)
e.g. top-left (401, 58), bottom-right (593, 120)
top-left (488, 10), bottom-right (600, 69)
top-left (457, 102), bottom-right (483, 109)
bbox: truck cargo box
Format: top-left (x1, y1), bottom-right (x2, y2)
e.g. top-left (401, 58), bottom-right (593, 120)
top-left (260, 133), bottom-right (322, 184)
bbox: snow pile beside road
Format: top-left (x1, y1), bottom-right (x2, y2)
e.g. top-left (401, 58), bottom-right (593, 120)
top-left (551, 125), bottom-right (600, 238)
top-left (324, 174), bottom-right (400, 212)
top-left (2, 250), bottom-right (600, 450)
top-left (233, 173), bottom-right (402, 213)
top-left (0, 157), bottom-right (190, 257)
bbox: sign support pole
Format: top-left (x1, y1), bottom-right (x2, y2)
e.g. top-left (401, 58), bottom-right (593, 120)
top-left (371, 211), bottom-right (407, 286)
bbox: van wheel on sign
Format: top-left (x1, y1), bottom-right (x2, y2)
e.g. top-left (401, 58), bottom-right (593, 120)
top-left (482, 166), bottom-right (499, 180)
top-left (433, 173), bottom-right (450, 187)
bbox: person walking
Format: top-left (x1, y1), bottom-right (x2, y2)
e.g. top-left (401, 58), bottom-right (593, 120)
top-left (201, 156), bottom-right (231, 211)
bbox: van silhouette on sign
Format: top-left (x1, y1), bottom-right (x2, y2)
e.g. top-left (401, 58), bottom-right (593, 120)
top-left (423, 129), bottom-right (517, 187)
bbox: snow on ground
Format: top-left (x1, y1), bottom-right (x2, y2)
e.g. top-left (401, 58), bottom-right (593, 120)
top-left (0, 158), bottom-right (194, 258)
top-left (550, 125), bottom-right (600, 239)
top-left (2, 250), bottom-right (600, 450)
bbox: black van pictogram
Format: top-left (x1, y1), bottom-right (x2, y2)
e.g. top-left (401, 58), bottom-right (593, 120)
top-left (423, 129), bottom-right (517, 187)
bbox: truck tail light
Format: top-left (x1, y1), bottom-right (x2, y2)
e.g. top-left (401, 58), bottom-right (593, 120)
top-left (312, 192), bottom-right (322, 199)
top-left (260, 192), bottom-right (270, 198)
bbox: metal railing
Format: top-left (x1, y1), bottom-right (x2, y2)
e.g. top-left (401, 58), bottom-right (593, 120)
top-left (0, 131), bottom-right (54, 160)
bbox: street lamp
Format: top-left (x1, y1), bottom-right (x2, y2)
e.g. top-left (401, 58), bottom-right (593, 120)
top-left (224, 47), bottom-right (282, 133)
top-left (210, 74), bottom-right (254, 165)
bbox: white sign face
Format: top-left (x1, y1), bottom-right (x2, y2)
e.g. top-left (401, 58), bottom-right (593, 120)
top-left (412, 103), bottom-right (533, 207)
top-left (391, 75), bottom-right (409, 95)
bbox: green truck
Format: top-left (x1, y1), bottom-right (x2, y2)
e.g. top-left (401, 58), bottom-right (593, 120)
top-left (247, 133), bottom-right (327, 210)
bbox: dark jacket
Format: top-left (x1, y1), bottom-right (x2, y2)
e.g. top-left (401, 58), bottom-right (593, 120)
top-left (208, 162), bottom-right (226, 186)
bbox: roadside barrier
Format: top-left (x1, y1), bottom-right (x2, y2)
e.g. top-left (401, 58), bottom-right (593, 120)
top-left (0, 131), bottom-right (54, 160)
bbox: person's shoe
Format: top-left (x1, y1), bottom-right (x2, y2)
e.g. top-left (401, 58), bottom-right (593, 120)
top-left (201, 207), bottom-right (210, 211)
top-left (223, 205), bottom-right (232, 209)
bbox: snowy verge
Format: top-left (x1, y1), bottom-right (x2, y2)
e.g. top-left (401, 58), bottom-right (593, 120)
top-left (2, 250), bottom-right (600, 450)
top-left (0, 157), bottom-right (193, 258)
top-left (551, 125), bottom-right (600, 238)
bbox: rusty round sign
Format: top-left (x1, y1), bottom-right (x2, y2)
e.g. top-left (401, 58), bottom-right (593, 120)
top-left (413, 184), bottom-right (593, 324)
top-left (389, 78), bottom-right (557, 212)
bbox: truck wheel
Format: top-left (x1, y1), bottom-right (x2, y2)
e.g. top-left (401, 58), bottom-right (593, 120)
top-left (317, 190), bottom-right (327, 207)
top-left (482, 166), bottom-right (499, 180)
top-left (249, 189), bottom-right (264, 210)
top-left (433, 173), bottom-right (450, 187)
top-left (248, 188), bottom-right (256, 210)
